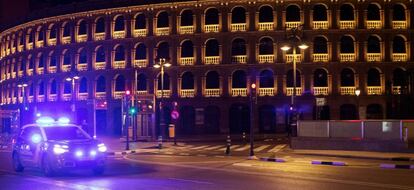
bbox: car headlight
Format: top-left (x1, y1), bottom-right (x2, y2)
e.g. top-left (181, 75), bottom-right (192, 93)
top-left (97, 143), bottom-right (107, 152)
top-left (53, 144), bottom-right (69, 154)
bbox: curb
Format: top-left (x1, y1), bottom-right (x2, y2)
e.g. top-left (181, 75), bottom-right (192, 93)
top-left (311, 160), bottom-right (346, 166)
top-left (106, 149), bottom-right (139, 156)
top-left (260, 157), bottom-right (286, 162)
top-left (294, 152), bottom-right (414, 161)
top-left (380, 164), bottom-right (414, 169)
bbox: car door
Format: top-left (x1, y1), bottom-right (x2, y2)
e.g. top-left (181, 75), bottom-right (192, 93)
top-left (19, 127), bottom-right (42, 166)
top-left (18, 128), bottom-right (32, 166)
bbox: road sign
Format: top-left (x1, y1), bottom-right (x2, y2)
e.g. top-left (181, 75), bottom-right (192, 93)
top-left (171, 110), bottom-right (180, 120)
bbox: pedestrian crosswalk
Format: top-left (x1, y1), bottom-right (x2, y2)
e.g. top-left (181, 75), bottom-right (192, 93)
top-left (175, 143), bottom-right (287, 153)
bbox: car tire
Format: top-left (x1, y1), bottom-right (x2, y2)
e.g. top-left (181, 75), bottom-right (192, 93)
top-left (92, 166), bottom-right (105, 176)
top-left (12, 152), bottom-right (24, 172)
top-left (42, 155), bottom-right (55, 177)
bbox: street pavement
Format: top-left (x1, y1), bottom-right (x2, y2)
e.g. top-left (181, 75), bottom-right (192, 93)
top-left (2, 138), bottom-right (414, 190)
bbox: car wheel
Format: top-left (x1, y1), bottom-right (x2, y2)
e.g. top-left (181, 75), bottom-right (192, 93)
top-left (92, 166), bottom-right (105, 176)
top-left (42, 155), bottom-right (55, 177)
top-left (12, 152), bottom-right (24, 172)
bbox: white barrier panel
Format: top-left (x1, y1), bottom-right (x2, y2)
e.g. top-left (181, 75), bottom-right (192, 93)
top-left (297, 121), bottom-right (329, 137)
top-left (329, 121), bottom-right (362, 138)
top-left (364, 121), bottom-right (401, 140)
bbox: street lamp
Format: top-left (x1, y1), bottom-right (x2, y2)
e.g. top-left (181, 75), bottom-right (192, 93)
top-left (153, 58), bottom-right (171, 138)
top-left (18, 83), bottom-right (28, 111)
top-left (355, 89), bottom-right (361, 119)
top-left (66, 75), bottom-right (79, 123)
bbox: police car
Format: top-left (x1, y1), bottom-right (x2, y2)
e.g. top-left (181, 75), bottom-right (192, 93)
top-left (12, 116), bottom-right (107, 176)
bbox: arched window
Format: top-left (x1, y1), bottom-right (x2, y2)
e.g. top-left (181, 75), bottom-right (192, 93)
top-left (50, 53), bottom-right (57, 67)
top-left (232, 70), bottom-right (247, 88)
top-left (367, 68), bottom-right (381, 86)
top-left (340, 68), bottom-right (355, 86)
top-left (115, 75), bottom-right (125, 91)
top-left (205, 8), bottom-right (219, 25)
top-left (206, 71), bottom-right (220, 89)
top-left (28, 30), bottom-right (34, 43)
top-left (367, 36), bottom-right (381, 53)
top-left (231, 38), bottom-right (246, 56)
top-left (29, 56), bottom-right (34, 69)
top-left (114, 45), bottom-right (125, 61)
top-left (49, 25), bottom-right (57, 39)
top-left (259, 70), bottom-right (274, 88)
top-left (64, 81), bottom-right (72, 94)
top-left (38, 54), bottom-right (45, 68)
top-left (38, 81), bottom-right (45, 95)
top-left (79, 49), bottom-right (87, 64)
top-left (205, 39), bottom-right (219, 56)
top-left (62, 23), bottom-right (71, 37)
top-left (157, 73), bottom-right (170, 90)
top-left (95, 17), bottom-right (105, 33)
top-left (157, 11), bottom-right (169, 28)
top-left (340, 36), bottom-right (354, 53)
top-left (157, 42), bottom-right (170, 59)
top-left (63, 51), bottom-right (71, 65)
top-left (96, 46), bottom-right (105, 62)
top-left (181, 40), bottom-right (194, 57)
top-left (135, 14), bottom-right (146, 29)
top-left (181, 72), bottom-right (194, 89)
top-left (259, 37), bottom-right (274, 55)
top-left (37, 27), bottom-right (44, 41)
top-left (181, 10), bottom-right (193, 26)
top-left (96, 76), bottom-right (106, 92)
top-left (313, 4), bottom-right (327, 21)
top-left (393, 36), bottom-right (406, 53)
top-left (393, 4), bottom-right (406, 21)
top-left (393, 68), bottom-right (407, 87)
top-left (78, 20), bottom-right (87, 35)
top-left (313, 37), bottom-right (328, 53)
top-left (340, 4), bottom-right (354, 20)
top-left (286, 70), bottom-right (301, 87)
top-left (286, 5), bottom-right (300, 21)
top-left (50, 79), bottom-right (57, 94)
top-left (114, 15), bottom-right (125, 31)
top-left (367, 4), bottom-right (380, 20)
top-left (314, 69), bottom-right (328, 87)
top-left (340, 104), bottom-right (358, 120)
top-left (79, 77), bottom-right (88, 93)
top-left (259, 6), bottom-right (273, 23)
top-left (137, 74), bottom-right (147, 91)
top-left (135, 44), bottom-right (146, 60)
top-left (232, 7), bottom-right (246, 23)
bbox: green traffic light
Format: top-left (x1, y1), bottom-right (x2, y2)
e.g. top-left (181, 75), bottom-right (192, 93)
top-left (130, 107), bottom-right (137, 114)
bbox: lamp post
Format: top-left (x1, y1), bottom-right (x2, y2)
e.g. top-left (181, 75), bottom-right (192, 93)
top-left (66, 75), bottom-right (79, 123)
top-left (355, 89), bottom-right (361, 119)
top-left (154, 58), bottom-right (171, 138)
top-left (17, 83), bottom-right (28, 111)
top-left (249, 83), bottom-right (257, 159)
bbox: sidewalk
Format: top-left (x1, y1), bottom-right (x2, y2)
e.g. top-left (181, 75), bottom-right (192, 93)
top-left (291, 149), bottom-right (414, 161)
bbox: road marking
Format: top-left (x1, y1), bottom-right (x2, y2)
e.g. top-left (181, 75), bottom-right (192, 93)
top-left (254, 145), bottom-right (270, 152)
top-left (204, 145), bottom-right (223, 150)
top-left (233, 163), bottom-right (253, 167)
top-left (190, 145), bottom-right (210, 150)
top-left (234, 145), bottom-right (250, 151)
top-left (219, 145), bottom-right (241, 151)
top-left (179, 153), bottom-right (190, 156)
top-left (124, 156), bottom-right (414, 190)
top-left (168, 177), bottom-right (213, 185)
top-left (268, 144), bottom-right (287, 153)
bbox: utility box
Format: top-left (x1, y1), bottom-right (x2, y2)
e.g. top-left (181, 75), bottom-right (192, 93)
top-left (168, 124), bottom-right (175, 138)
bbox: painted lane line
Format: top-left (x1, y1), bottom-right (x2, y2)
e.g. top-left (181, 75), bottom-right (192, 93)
top-left (254, 145), bottom-right (270, 152)
top-left (233, 163), bottom-right (254, 167)
top-left (268, 144), bottom-right (287, 153)
top-left (234, 145), bottom-right (250, 151)
top-left (168, 177), bottom-right (214, 185)
top-left (204, 145), bottom-right (223, 150)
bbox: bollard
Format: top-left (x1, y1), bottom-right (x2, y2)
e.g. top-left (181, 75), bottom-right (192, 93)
top-left (158, 135), bottom-right (163, 149)
top-left (225, 135), bottom-right (231, 155)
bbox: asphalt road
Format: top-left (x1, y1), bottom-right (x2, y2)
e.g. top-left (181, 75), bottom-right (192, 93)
top-left (1, 146), bottom-right (414, 190)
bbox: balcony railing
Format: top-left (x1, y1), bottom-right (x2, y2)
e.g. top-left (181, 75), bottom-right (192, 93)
top-left (231, 23), bottom-right (246, 31)
top-left (95, 62), bottom-right (106, 70)
top-left (96, 92), bottom-right (106, 99)
top-left (204, 89), bottom-right (220, 97)
top-left (392, 86), bottom-right (401, 95)
top-left (113, 31), bottom-right (125, 39)
top-left (204, 24), bottom-right (219, 33)
top-left (366, 20), bottom-right (382, 29)
top-left (18, 45), bottom-right (23, 52)
top-left (156, 90), bottom-right (171, 98)
top-left (179, 26), bottom-right (194, 34)
top-left (392, 21), bottom-right (407, 29)
top-left (36, 41), bottom-right (44, 48)
top-left (27, 69), bottom-right (33, 76)
top-left (11, 72), bottom-right (16, 78)
top-left (133, 29), bottom-right (147, 37)
top-left (62, 94), bottom-right (72, 101)
top-left (18, 97), bottom-right (23, 103)
top-left (77, 63), bottom-right (87, 71)
top-left (156, 27), bottom-right (170, 36)
top-left (28, 96), bottom-right (34, 103)
top-left (11, 47), bottom-right (16, 54)
top-left (313, 53), bottom-right (329, 62)
top-left (231, 55), bottom-right (247, 64)
top-left (367, 53), bottom-right (381, 62)
top-left (258, 55), bottom-right (274, 64)
top-left (113, 61), bottom-right (125, 69)
top-left (180, 89), bottom-right (195, 98)
top-left (313, 87), bottom-right (329, 96)
top-left (78, 93), bottom-right (88, 100)
top-left (340, 53), bottom-right (356, 62)
top-left (367, 86), bottom-right (382, 95)
top-left (61, 36), bottom-right (71, 44)
top-left (339, 20), bottom-right (356, 29)
top-left (313, 21), bottom-right (329, 29)
top-left (285, 22), bottom-right (301, 29)
top-left (180, 57), bottom-right (194, 66)
top-left (94, 33), bottom-right (105, 41)
top-left (12, 97), bottom-right (17, 104)
top-left (49, 94), bottom-right (57, 102)
top-left (392, 53), bottom-right (407, 62)
top-left (49, 66), bottom-right (57, 73)
top-left (340, 86), bottom-right (356, 95)
top-left (258, 22), bottom-right (273, 31)
top-left (113, 91), bottom-right (125, 99)
top-left (62, 65), bottom-right (71, 72)
top-left (231, 88), bottom-right (247, 97)
top-left (27, 43), bottom-right (33, 50)
top-left (37, 68), bottom-right (44, 75)
top-left (77, 34), bottom-right (87, 42)
top-left (286, 87), bottom-right (302, 96)
top-left (18, 71), bottom-right (23, 77)
top-left (48, 38), bottom-right (57, 46)
top-left (285, 54), bottom-right (302, 63)
top-left (136, 90), bottom-right (148, 96)
top-left (37, 95), bottom-right (45, 103)
top-left (134, 59), bottom-right (148, 68)
top-left (205, 56), bottom-right (220, 65)
top-left (258, 88), bottom-right (274, 96)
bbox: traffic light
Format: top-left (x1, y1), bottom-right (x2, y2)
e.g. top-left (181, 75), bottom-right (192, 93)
top-left (129, 107), bottom-right (137, 115)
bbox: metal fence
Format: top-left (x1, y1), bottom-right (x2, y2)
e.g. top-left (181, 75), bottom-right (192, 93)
top-left (297, 120), bottom-right (414, 142)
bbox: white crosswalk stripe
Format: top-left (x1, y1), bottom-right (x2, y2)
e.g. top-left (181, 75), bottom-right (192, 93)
top-left (204, 145), bottom-right (223, 150)
top-left (268, 144), bottom-right (287, 153)
top-left (190, 145), bottom-right (210, 150)
top-left (254, 145), bottom-right (270, 152)
top-left (219, 145), bottom-right (241, 151)
top-left (234, 145), bottom-right (250, 151)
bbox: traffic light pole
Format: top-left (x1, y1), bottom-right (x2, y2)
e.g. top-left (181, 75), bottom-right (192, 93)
top-left (125, 94), bottom-right (130, 151)
top-left (249, 83), bottom-right (257, 159)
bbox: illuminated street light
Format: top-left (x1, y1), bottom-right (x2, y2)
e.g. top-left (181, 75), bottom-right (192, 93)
top-left (18, 83), bottom-right (28, 110)
top-left (153, 58), bottom-right (171, 138)
top-left (355, 89), bottom-right (361, 119)
top-left (66, 75), bottom-right (80, 123)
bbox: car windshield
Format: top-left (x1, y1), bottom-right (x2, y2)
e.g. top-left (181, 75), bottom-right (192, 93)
top-left (43, 126), bottom-right (90, 140)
